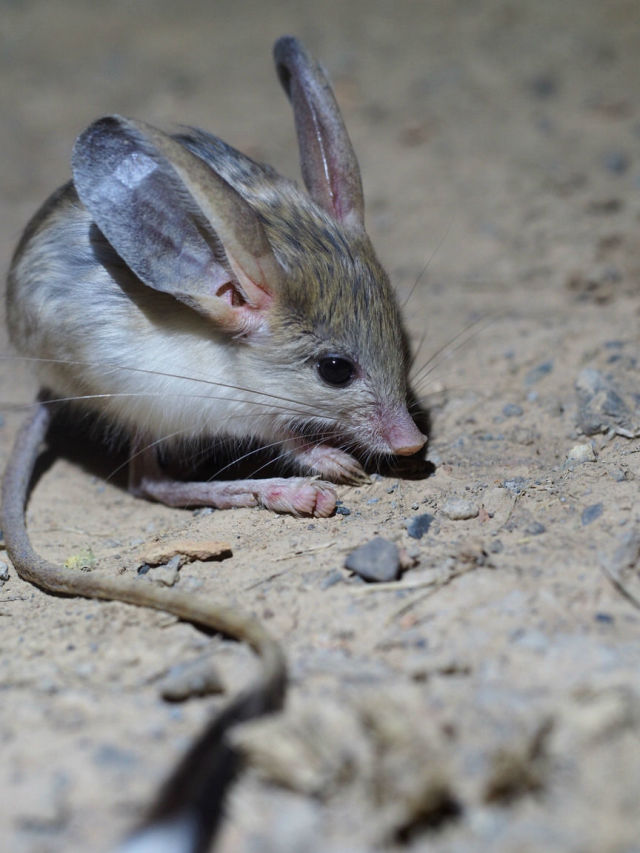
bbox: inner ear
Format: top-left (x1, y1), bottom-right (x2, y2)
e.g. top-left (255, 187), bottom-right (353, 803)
top-left (217, 281), bottom-right (246, 307)
top-left (72, 115), bottom-right (284, 334)
top-left (273, 37), bottom-right (365, 232)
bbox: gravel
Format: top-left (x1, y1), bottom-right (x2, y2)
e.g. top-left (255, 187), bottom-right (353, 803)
top-left (405, 513), bottom-right (434, 539)
top-left (344, 538), bottom-right (401, 583)
top-left (441, 498), bottom-right (479, 520)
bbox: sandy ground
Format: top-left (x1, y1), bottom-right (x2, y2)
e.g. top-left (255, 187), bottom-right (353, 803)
top-left (1, 1), bottom-right (640, 851)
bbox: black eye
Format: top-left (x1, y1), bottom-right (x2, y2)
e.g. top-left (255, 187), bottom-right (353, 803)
top-left (317, 354), bottom-right (356, 387)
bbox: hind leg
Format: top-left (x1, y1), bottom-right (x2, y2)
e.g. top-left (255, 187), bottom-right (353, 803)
top-left (128, 445), bottom-right (337, 517)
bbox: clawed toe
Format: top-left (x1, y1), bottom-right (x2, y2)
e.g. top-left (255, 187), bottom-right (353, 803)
top-left (261, 478), bottom-right (337, 517)
top-left (292, 445), bottom-right (368, 485)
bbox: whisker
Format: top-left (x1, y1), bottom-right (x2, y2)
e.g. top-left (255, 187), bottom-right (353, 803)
top-left (0, 389), bottom-right (338, 426)
top-left (113, 420), bottom-right (347, 488)
top-left (400, 213), bottom-right (455, 309)
top-left (104, 430), bottom-right (191, 484)
top-left (409, 327), bottom-right (428, 372)
top-left (0, 354), bottom-right (329, 417)
top-left (410, 313), bottom-right (501, 390)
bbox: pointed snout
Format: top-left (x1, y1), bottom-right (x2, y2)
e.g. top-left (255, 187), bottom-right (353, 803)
top-left (383, 410), bottom-right (427, 456)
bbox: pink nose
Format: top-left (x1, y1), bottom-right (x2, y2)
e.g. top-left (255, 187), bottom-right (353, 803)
top-left (384, 412), bottom-right (427, 456)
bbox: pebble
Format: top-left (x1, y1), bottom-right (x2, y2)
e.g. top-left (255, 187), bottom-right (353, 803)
top-left (140, 538), bottom-right (232, 566)
top-left (441, 498), bottom-right (479, 520)
top-left (503, 477), bottom-right (528, 495)
top-left (524, 521), bottom-right (546, 536)
top-left (488, 539), bottom-right (504, 554)
top-left (567, 443), bottom-right (597, 463)
top-left (335, 504), bottom-right (351, 516)
top-left (575, 367), bottom-right (631, 435)
top-left (147, 554), bottom-right (182, 587)
top-left (405, 513), bottom-right (434, 539)
top-left (344, 537), bottom-right (401, 583)
top-left (582, 503), bottom-right (604, 526)
top-left (0, 561), bottom-right (9, 582)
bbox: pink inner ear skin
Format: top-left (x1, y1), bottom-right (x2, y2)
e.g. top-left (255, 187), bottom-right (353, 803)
top-left (226, 253), bottom-right (275, 313)
top-left (383, 409), bottom-right (427, 456)
top-left (215, 282), bottom-right (244, 307)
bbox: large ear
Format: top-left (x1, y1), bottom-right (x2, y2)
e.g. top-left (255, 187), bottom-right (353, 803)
top-left (72, 115), bottom-right (284, 334)
top-left (273, 36), bottom-right (365, 232)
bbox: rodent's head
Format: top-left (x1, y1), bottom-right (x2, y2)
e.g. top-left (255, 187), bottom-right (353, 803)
top-left (69, 37), bottom-right (426, 461)
top-left (248, 188), bottom-right (425, 459)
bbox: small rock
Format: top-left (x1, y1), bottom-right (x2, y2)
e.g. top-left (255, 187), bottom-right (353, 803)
top-left (581, 503), bottom-right (604, 526)
top-left (503, 477), bottom-right (528, 495)
top-left (344, 537), bottom-right (401, 583)
top-left (524, 522), bottom-right (546, 536)
top-left (441, 498), bottom-right (479, 520)
top-left (147, 554), bottom-right (182, 587)
top-left (335, 504), bottom-right (351, 516)
top-left (0, 561), bottom-right (9, 582)
top-left (405, 513), bottom-right (434, 539)
top-left (488, 539), bottom-right (504, 554)
top-left (159, 655), bottom-right (225, 702)
top-left (575, 367), bottom-right (635, 435)
top-left (140, 538), bottom-right (232, 566)
top-left (567, 443), bottom-right (597, 463)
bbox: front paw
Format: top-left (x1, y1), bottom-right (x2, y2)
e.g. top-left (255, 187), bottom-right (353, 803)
top-left (293, 445), bottom-right (369, 485)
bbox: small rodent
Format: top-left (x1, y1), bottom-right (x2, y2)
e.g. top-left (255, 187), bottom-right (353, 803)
top-left (2, 36), bottom-right (427, 851)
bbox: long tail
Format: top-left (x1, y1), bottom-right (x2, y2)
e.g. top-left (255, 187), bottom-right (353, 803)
top-left (2, 395), bottom-right (287, 852)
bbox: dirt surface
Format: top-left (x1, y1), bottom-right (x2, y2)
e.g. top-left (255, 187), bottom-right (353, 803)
top-left (1, 1), bottom-right (640, 851)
